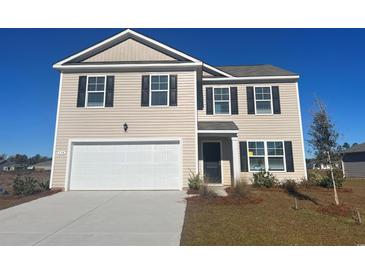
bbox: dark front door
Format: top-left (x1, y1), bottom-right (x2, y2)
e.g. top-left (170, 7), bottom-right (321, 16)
top-left (203, 142), bottom-right (222, 183)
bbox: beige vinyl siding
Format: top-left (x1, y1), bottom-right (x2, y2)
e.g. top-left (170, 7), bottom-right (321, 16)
top-left (52, 71), bottom-right (197, 189)
top-left (198, 137), bottom-right (232, 185)
top-left (198, 83), bottom-right (306, 182)
top-left (202, 70), bottom-right (215, 77)
top-left (83, 39), bottom-right (175, 63)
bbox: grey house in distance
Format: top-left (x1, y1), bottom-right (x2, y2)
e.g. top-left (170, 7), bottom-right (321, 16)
top-left (342, 143), bottom-right (365, 178)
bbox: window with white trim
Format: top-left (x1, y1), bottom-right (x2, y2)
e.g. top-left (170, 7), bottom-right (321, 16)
top-left (254, 87), bottom-right (272, 114)
top-left (267, 141), bottom-right (285, 171)
top-left (86, 76), bottom-right (106, 107)
top-left (213, 87), bottom-right (230, 114)
top-left (248, 141), bottom-right (266, 171)
top-left (150, 75), bottom-right (169, 106)
top-left (248, 141), bottom-right (285, 172)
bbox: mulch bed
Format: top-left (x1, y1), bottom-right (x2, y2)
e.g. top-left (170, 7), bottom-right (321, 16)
top-left (187, 195), bottom-right (263, 205)
top-left (0, 189), bottom-right (61, 210)
top-left (317, 203), bottom-right (353, 217)
top-left (187, 189), bottom-right (200, 195)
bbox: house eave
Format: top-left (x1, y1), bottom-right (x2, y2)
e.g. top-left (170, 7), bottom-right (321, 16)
top-left (53, 62), bottom-right (203, 71)
top-left (203, 75), bottom-right (300, 81)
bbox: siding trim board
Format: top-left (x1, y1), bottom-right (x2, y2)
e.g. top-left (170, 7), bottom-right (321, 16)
top-left (295, 82), bottom-right (308, 179)
top-left (49, 73), bottom-right (63, 189)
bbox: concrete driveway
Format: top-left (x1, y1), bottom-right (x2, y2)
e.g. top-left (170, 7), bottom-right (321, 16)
top-left (0, 191), bottom-right (186, 246)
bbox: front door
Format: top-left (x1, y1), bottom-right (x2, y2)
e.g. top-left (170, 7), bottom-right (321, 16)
top-left (203, 142), bottom-right (222, 183)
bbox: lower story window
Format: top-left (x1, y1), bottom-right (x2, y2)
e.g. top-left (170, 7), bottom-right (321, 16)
top-left (248, 141), bottom-right (285, 172)
top-left (248, 141), bottom-right (265, 171)
top-left (267, 141), bottom-right (285, 171)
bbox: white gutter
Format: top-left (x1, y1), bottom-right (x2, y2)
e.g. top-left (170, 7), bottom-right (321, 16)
top-left (203, 75), bottom-right (300, 81)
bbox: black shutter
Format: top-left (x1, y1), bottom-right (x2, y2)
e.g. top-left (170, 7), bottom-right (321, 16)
top-left (105, 76), bottom-right (114, 107)
top-left (240, 141), bottom-right (249, 172)
top-left (285, 141), bottom-right (294, 172)
top-left (169, 75), bottom-right (177, 106)
top-left (206, 87), bottom-right (213, 115)
top-left (246, 86), bottom-right (255, 114)
top-left (141, 75), bottom-right (149, 107)
top-left (197, 68), bottom-right (203, 110)
top-left (77, 76), bottom-right (87, 107)
top-left (272, 86), bottom-right (281, 114)
top-left (230, 87), bottom-right (238, 115)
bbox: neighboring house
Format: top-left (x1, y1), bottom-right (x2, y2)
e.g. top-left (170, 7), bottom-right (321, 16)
top-left (33, 160), bottom-right (52, 171)
top-left (0, 161), bottom-right (25, 171)
top-left (50, 29), bottom-right (307, 191)
top-left (342, 143), bottom-right (365, 178)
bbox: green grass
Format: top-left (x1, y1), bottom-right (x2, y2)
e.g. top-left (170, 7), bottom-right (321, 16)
top-left (180, 179), bottom-right (365, 245)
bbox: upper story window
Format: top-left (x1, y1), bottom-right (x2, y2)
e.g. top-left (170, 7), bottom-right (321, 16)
top-left (254, 87), bottom-right (272, 115)
top-left (248, 141), bottom-right (285, 172)
top-left (150, 75), bottom-right (169, 106)
top-left (86, 76), bottom-right (106, 107)
top-left (213, 87), bottom-right (230, 114)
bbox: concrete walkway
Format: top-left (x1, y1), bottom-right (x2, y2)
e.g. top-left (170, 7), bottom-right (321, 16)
top-left (0, 191), bottom-right (186, 246)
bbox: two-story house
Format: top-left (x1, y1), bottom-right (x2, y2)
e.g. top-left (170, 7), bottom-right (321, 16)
top-left (50, 29), bottom-right (307, 191)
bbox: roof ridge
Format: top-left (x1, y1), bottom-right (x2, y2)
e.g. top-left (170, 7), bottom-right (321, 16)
top-left (217, 64), bottom-right (271, 67)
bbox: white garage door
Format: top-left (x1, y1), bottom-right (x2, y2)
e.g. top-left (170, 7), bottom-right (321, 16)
top-left (68, 140), bottom-right (181, 190)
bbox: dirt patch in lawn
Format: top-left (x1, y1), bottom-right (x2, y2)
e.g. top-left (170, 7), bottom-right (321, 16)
top-left (180, 179), bottom-right (365, 246)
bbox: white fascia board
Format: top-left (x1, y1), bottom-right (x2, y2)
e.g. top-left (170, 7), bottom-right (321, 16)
top-left (53, 62), bottom-right (203, 70)
top-left (202, 63), bottom-right (234, 78)
top-left (54, 29), bottom-right (202, 67)
top-left (198, 130), bottom-right (239, 134)
top-left (203, 75), bottom-right (300, 81)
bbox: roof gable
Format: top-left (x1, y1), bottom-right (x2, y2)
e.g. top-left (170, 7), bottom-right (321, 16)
top-left (53, 29), bottom-right (233, 77)
top-left (55, 29), bottom-right (202, 66)
top-left (81, 38), bottom-right (176, 63)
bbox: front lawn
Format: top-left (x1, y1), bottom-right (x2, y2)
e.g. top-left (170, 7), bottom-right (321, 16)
top-left (180, 179), bottom-right (365, 245)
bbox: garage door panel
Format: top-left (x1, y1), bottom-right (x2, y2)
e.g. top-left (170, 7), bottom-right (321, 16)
top-left (69, 141), bottom-right (181, 190)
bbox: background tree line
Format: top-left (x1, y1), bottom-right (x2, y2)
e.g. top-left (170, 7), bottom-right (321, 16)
top-left (0, 153), bottom-right (51, 165)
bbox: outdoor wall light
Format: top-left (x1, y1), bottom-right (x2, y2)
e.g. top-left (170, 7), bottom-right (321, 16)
top-left (123, 122), bottom-right (128, 132)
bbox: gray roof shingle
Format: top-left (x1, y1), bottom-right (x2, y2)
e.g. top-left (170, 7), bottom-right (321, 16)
top-left (343, 143), bottom-right (365, 154)
top-left (198, 121), bottom-right (238, 131)
top-left (215, 64), bottom-right (297, 77)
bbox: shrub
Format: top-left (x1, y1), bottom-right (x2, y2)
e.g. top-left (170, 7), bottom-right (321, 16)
top-left (188, 172), bottom-right (202, 190)
top-left (199, 178), bottom-right (218, 198)
top-left (317, 169), bottom-right (345, 188)
top-left (308, 169), bottom-right (345, 188)
top-left (231, 179), bottom-right (250, 198)
top-left (307, 171), bottom-right (325, 186)
top-left (326, 168), bottom-right (345, 188)
top-left (13, 176), bottom-right (38, 196)
top-left (253, 171), bottom-right (278, 188)
top-left (38, 179), bottom-right (50, 191)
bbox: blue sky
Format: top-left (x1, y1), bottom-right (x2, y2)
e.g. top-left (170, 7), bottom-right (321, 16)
top-left (0, 28), bottom-right (364, 157)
